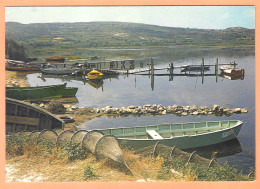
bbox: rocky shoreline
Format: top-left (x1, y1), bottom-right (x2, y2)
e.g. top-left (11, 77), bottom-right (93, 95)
top-left (39, 101), bottom-right (248, 117)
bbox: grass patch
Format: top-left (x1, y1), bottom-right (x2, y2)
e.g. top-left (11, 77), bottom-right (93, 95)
top-left (6, 137), bottom-right (255, 182)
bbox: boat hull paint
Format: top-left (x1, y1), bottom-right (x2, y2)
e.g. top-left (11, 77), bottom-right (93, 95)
top-left (62, 87), bottom-right (78, 97)
top-left (41, 68), bottom-right (81, 75)
top-left (6, 84), bottom-right (67, 100)
top-left (99, 121), bottom-right (243, 150)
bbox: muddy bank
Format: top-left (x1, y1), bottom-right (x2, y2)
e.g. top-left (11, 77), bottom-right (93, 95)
top-left (6, 70), bottom-right (29, 87)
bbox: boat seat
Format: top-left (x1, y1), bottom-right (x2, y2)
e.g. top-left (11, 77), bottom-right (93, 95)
top-left (146, 130), bottom-right (163, 139)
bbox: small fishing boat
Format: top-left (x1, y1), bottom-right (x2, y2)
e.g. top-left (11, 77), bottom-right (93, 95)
top-left (87, 69), bottom-right (103, 80)
top-left (219, 65), bottom-right (245, 76)
top-left (98, 120), bottom-right (243, 150)
top-left (62, 87), bottom-right (78, 97)
top-left (181, 65), bottom-right (210, 72)
top-left (45, 56), bottom-right (65, 63)
top-left (220, 73), bottom-right (244, 80)
top-left (6, 84), bottom-right (67, 100)
top-left (40, 67), bottom-right (82, 75)
top-left (6, 60), bottom-right (40, 71)
top-left (6, 97), bottom-right (64, 134)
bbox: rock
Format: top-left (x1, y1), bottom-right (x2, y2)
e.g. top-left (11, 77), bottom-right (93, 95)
top-left (126, 108), bottom-right (133, 113)
top-left (105, 108), bottom-right (113, 114)
top-left (172, 104), bottom-right (178, 109)
top-left (151, 104), bottom-right (157, 110)
top-left (106, 105), bottom-right (112, 109)
top-left (127, 105), bottom-right (136, 109)
top-left (162, 110), bottom-right (167, 115)
top-left (71, 105), bottom-right (78, 110)
top-left (148, 109), bottom-right (157, 114)
top-left (233, 108), bottom-right (241, 114)
top-left (39, 103), bottom-right (45, 108)
top-left (158, 107), bottom-right (164, 111)
top-left (213, 104), bottom-right (220, 112)
top-left (191, 111), bottom-right (199, 115)
top-left (241, 108), bottom-right (248, 113)
top-left (143, 104), bottom-right (151, 108)
top-left (183, 106), bottom-right (190, 111)
top-left (181, 112), bottom-right (188, 116)
top-left (96, 108), bottom-right (100, 113)
top-left (190, 105), bottom-right (197, 110)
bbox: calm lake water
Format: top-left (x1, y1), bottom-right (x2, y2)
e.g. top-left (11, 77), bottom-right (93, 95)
top-left (27, 47), bottom-right (255, 173)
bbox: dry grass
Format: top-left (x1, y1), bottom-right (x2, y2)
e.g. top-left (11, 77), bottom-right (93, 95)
top-left (6, 143), bottom-right (183, 182)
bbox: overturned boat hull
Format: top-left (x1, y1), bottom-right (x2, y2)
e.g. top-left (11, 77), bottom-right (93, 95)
top-left (6, 98), bottom-right (64, 134)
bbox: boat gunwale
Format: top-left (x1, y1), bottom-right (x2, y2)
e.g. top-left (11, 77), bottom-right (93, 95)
top-left (6, 97), bottom-right (65, 128)
top-left (98, 120), bottom-right (243, 141)
top-left (6, 83), bottom-right (67, 91)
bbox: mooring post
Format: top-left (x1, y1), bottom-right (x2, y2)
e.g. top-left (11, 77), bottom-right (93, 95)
top-left (215, 58), bottom-right (218, 75)
top-left (151, 58), bottom-right (154, 76)
top-left (170, 62), bottom-right (174, 75)
top-left (202, 57), bottom-right (205, 71)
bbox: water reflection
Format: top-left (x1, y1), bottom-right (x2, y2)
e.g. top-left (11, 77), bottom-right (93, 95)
top-left (185, 138), bottom-right (242, 159)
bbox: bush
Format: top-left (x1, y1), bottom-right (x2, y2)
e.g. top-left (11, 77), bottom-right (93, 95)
top-left (83, 165), bottom-right (98, 180)
top-left (6, 135), bottom-right (29, 156)
top-left (61, 143), bottom-right (87, 161)
top-left (46, 100), bottom-right (66, 114)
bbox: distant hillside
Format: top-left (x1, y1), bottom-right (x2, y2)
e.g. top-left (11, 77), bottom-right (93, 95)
top-left (5, 21), bottom-right (255, 54)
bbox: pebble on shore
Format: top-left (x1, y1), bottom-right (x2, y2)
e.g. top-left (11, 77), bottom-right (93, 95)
top-left (37, 102), bottom-right (248, 117)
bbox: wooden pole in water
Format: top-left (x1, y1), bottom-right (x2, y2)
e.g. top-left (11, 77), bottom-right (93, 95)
top-left (201, 57), bottom-right (204, 84)
top-left (215, 58), bottom-right (218, 83)
top-left (151, 58), bottom-right (154, 76)
top-left (170, 62), bottom-right (174, 75)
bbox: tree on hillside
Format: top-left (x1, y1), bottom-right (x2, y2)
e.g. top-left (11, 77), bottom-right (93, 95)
top-left (5, 38), bottom-right (28, 61)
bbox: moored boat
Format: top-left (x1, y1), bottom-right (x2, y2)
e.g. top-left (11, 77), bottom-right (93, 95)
top-left (6, 97), bottom-right (64, 134)
top-left (45, 56), bottom-right (65, 63)
top-left (6, 60), bottom-right (40, 71)
top-left (219, 65), bottom-right (245, 75)
top-left (97, 120), bottom-right (243, 150)
top-left (181, 65), bottom-right (210, 72)
top-left (62, 87), bottom-right (78, 97)
top-left (6, 84), bottom-right (67, 100)
top-left (87, 69), bottom-right (103, 80)
top-left (40, 67), bottom-right (82, 75)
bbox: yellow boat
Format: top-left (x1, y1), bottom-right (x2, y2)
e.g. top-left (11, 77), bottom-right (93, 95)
top-left (87, 69), bottom-right (103, 80)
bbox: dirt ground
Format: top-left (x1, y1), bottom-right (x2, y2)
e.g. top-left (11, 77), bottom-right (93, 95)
top-left (6, 70), bottom-right (29, 87)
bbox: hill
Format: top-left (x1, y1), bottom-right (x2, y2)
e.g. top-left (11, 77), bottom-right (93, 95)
top-left (5, 21), bottom-right (255, 55)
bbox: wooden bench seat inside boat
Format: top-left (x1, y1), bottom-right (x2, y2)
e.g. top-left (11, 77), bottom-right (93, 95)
top-left (146, 130), bottom-right (163, 139)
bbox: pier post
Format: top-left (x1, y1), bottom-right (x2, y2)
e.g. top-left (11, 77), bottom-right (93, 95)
top-left (170, 62), bottom-right (174, 75)
top-left (215, 58), bottom-right (218, 83)
top-left (151, 58), bottom-right (154, 76)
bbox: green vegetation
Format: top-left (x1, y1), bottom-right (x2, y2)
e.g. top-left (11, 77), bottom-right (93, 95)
top-left (6, 135), bottom-right (255, 181)
top-left (157, 157), bottom-right (255, 181)
top-left (83, 165), bottom-right (98, 180)
top-left (5, 22), bottom-right (255, 57)
top-left (5, 38), bottom-right (28, 61)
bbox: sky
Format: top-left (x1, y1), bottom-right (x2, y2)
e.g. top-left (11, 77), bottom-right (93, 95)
top-left (5, 6), bottom-right (255, 29)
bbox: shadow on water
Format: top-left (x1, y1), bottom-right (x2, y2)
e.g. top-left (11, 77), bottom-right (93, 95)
top-left (185, 138), bottom-right (242, 159)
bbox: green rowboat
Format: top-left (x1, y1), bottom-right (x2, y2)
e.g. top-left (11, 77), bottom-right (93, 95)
top-left (62, 87), bottom-right (78, 98)
top-left (6, 84), bottom-right (67, 100)
top-left (98, 120), bottom-right (243, 150)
